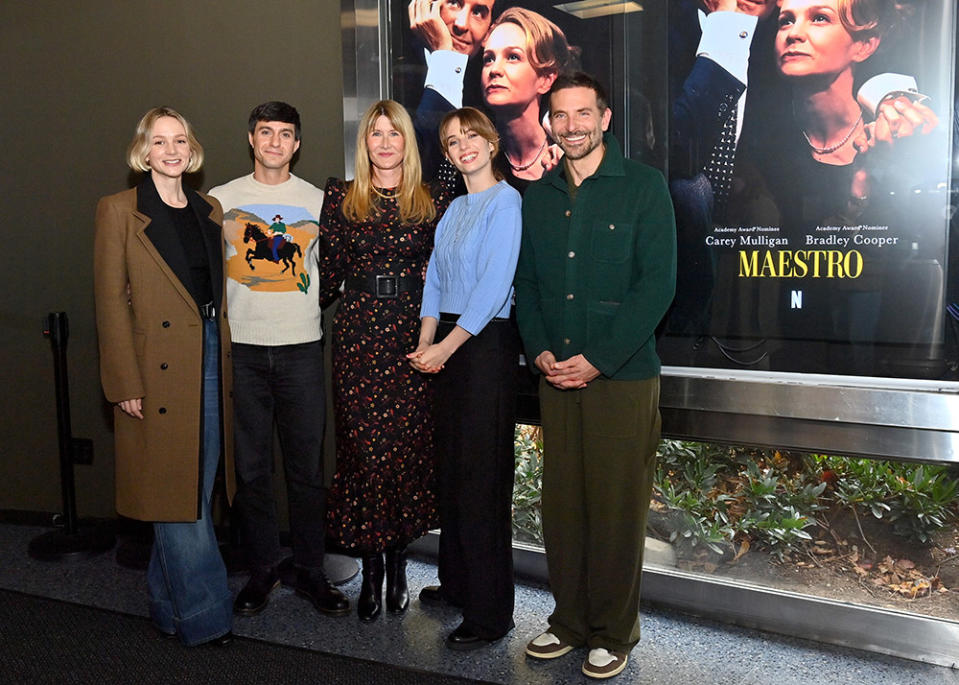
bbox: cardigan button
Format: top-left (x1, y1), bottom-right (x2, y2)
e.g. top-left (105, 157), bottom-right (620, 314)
top-left (162, 321), bottom-right (170, 328)
top-left (158, 407), bottom-right (167, 415)
top-left (564, 210), bottom-right (571, 217)
top-left (609, 224), bottom-right (615, 230)
top-left (564, 338), bottom-right (571, 345)
top-left (568, 251), bottom-right (575, 258)
top-left (566, 293), bottom-right (574, 300)
top-left (160, 363), bottom-right (168, 370)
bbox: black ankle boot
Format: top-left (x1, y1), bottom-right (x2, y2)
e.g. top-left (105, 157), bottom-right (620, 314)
top-left (385, 546), bottom-right (409, 613)
top-left (357, 553), bottom-right (384, 622)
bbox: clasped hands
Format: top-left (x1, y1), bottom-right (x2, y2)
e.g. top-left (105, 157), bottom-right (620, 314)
top-left (535, 351), bottom-right (600, 390)
top-left (407, 341), bottom-right (452, 374)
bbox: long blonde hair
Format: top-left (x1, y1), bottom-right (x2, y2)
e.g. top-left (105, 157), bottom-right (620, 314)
top-left (343, 100), bottom-right (435, 224)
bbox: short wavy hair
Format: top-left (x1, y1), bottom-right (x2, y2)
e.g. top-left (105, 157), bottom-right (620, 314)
top-left (488, 7), bottom-right (578, 77)
top-left (837, 0), bottom-right (903, 39)
top-left (126, 106), bottom-right (204, 173)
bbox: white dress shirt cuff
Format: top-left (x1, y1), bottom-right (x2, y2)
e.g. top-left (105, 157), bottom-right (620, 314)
top-left (423, 49), bottom-right (469, 109)
top-left (857, 73), bottom-right (928, 119)
top-left (696, 10), bottom-right (758, 86)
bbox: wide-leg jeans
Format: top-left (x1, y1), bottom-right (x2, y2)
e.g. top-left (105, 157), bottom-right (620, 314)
top-left (148, 318), bottom-right (232, 646)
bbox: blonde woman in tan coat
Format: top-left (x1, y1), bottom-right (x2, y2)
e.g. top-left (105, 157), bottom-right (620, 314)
top-left (94, 107), bottom-right (234, 647)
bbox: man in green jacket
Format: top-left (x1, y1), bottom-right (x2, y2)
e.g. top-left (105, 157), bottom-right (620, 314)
top-left (515, 72), bottom-right (676, 680)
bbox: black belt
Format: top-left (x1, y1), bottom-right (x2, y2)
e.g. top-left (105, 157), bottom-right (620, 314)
top-left (346, 274), bottom-right (421, 299)
top-left (199, 301), bottom-right (216, 320)
top-left (439, 312), bottom-right (512, 323)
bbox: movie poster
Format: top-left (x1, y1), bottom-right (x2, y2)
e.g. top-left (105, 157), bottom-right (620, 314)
top-left (388, 0), bottom-right (666, 183)
top-left (385, 1), bottom-right (956, 381)
top-left (660, 0), bottom-right (956, 379)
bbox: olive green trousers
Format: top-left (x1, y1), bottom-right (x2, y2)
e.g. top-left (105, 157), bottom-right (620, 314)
top-left (538, 374), bottom-right (661, 652)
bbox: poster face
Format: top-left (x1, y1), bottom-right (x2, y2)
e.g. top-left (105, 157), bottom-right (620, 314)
top-left (661, 0), bottom-right (956, 379)
top-left (389, 0), bottom-right (666, 186)
top-left (387, 0), bottom-right (956, 381)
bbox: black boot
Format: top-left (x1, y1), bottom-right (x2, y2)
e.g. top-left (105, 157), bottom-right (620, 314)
top-left (385, 546), bottom-right (409, 613)
top-left (357, 553), bottom-right (384, 622)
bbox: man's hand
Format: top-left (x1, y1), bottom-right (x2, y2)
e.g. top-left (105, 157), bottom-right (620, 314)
top-left (534, 350), bottom-right (557, 376)
top-left (544, 354), bottom-right (601, 390)
top-left (854, 96), bottom-right (939, 154)
top-left (409, 0), bottom-right (453, 52)
top-left (702, 0), bottom-right (739, 12)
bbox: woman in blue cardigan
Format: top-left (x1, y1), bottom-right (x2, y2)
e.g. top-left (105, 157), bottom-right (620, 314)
top-left (408, 106), bottom-right (522, 650)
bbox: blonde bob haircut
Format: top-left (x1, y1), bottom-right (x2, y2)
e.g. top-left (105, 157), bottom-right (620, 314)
top-left (489, 7), bottom-right (578, 78)
top-left (343, 100), bottom-right (435, 225)
top-left (439, 107), bottom-right (504, 182)
top-left (126, 106), bottom-right (204, 173)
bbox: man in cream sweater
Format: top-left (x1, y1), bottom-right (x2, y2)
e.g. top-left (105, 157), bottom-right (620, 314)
top-left (209, 101), bottom-right (347, 619)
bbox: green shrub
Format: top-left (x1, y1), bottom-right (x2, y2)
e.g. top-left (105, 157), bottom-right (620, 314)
top-left (512, 425), bottom-right (544, 545)
top-left (511, 433), bottom-right (959, 561)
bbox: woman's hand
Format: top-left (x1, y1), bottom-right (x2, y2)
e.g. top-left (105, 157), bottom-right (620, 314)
top-left (407, 342), bottom-right (449, 373)
top-left (118, 398), bottom-right (144, 419)
top-left (408, 0), bottom-right (453, 52)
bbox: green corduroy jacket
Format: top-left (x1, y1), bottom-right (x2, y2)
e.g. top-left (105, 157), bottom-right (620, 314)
top-left (515, 133), bottom-right (677, 381)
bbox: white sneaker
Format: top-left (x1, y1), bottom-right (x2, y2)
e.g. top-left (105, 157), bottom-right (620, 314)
top-left (582, 647), bottom-right (628, 679)
top-left (525, 630), bottom-right (574, 659)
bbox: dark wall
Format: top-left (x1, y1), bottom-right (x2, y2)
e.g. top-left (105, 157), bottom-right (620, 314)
top-left (0, 1), bottom-right (345, 517)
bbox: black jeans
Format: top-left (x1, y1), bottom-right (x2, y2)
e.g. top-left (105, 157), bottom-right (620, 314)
top-left (231, 341), bottom-right (327, 571)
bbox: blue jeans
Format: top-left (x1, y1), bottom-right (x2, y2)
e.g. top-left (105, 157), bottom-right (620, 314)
top-left (231, 340), bottom-right (327, 571)
top-left (148, 319), bottom-right (232, 646)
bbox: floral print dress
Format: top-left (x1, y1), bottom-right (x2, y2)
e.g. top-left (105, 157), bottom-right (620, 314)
top-left (319, 178), bottom-right (449, 553)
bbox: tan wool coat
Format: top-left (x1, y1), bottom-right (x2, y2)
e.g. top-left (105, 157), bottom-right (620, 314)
top-left (94, 178), bottom-right (235, 522)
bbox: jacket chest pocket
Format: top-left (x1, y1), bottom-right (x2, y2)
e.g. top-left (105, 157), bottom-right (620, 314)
top-left (590, 220), bottom-right (633, 264)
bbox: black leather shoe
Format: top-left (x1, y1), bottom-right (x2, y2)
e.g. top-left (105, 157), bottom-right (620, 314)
top-left (419, 585), bottom-right (445, 605)
top-left (151, 624), bottom-right (177, 640)
top-left (296, 568), bottom-right (350, 616)
top-left (357, 553), bottom-right (384, 622)
top-left (234, 567), bottom-right (280, 616)
top-left (208, 631), bottom-right (234, 647)
top-left (446, 623), bottom-right (496, 651)
top-left (419, 584), bottom-right (463, 607)
top-left (385, 546), bottom-right (409, 613)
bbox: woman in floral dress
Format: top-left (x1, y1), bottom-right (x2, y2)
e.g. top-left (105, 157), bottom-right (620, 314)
top-left (320, 100), bottom-right (449, 622)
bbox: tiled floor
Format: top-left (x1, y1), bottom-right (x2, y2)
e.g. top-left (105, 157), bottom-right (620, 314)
top-left (2, 523), bottom-right (956, 684)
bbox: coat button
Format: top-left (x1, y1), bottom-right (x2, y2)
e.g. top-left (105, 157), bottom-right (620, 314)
top-left (566, 293), bottom-right (574, 300)
top-left (160, 363), bottom-right (168, 370)
top-left (564, 338), bottom-right (571, 345)
top-left (568, 251), bottom-right (575, 258)
top-left (158, 407), bottom-right (167, 414)
top-left (162, 321), bottom-right (170, 328)
top-left (609, 224), bottom-right (615, 230)
top-left (564, 210), bottom-right (571, 217)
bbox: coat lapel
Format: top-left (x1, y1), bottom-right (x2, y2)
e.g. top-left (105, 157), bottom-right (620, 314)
top-left (188, 190), bottom-right (225, 314)
top-left (135, 176), bottom-right (202, 316)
